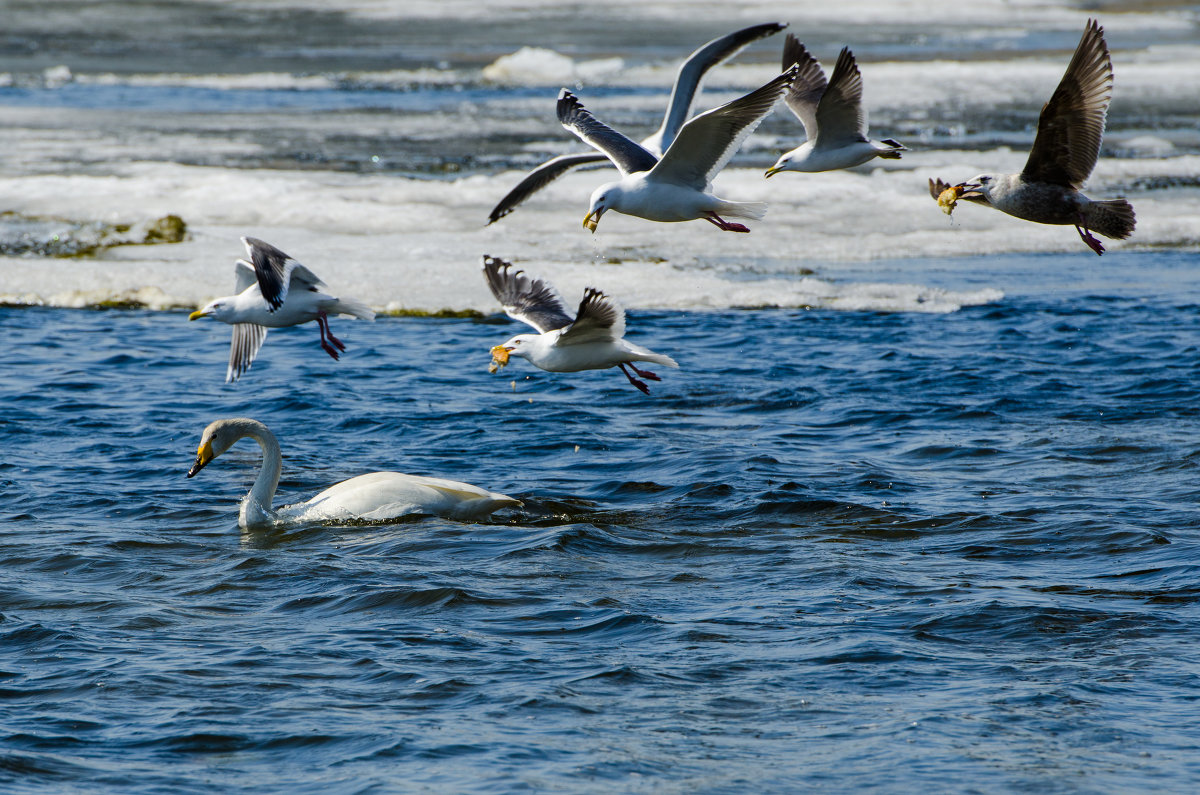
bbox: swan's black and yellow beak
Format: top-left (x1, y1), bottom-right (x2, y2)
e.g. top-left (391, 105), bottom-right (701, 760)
top-left (188, 441), bottom-right (214, 478)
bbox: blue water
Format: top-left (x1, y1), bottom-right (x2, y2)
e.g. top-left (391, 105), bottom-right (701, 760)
top-left (4, 250), bottom-right (1200, 792)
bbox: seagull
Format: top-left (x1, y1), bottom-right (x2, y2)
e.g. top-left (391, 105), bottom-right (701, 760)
top-left (482, 255), bottom-right (678, 394)
top-left (559, 65), bottom-right (798, 233)
top-left (764, 35), bottom-right (904, 176)
top-left (486, 22), bottom-right (786, 225)
top-left (932, 19), bottom-right (1135, 255)
top-left (188, 237), bottom-right (374, 382)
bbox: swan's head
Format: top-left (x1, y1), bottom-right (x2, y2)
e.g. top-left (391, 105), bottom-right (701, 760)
top-left (189, 299), bottom-right (232, 322)
top-left (187, 419), bottom-right (244, 477)
top-left (583, 183), bottom-right (619, 233)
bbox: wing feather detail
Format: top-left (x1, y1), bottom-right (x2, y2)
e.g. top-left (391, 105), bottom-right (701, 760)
top-left (226, 323), bottom-right (267, 383)
top-left (1022, 18), bottom-right (1112, 188)
top-left (557, 89), bottom-right (660, 176)
top-left (651, 66), bottom-right (797, 190)
top-left (481, 255), bottom-right (574, 333)
top-left (558, 288), bottom-right (625, 346)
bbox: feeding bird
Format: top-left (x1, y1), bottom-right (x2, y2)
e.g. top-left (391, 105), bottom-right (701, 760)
top-left (930, 19), bottom-right (1135, 255)
top-left (482, 255), bottom-right (677, 395)
top-left (558, 65), bottom-right (799, 233)
top-left (487, 22), bottom-right (787, 225)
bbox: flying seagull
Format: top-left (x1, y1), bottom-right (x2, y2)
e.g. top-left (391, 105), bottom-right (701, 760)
top-left (765, 35), bottom-right (905, 176)
top-left (189, 237), bottom-right (374, 382)
top-left (931, 19), bottom-right (1134, 255)
top-left (486, 22), bottom-right (786, 225)
top-left (559, 65), bottom-right (798, 233)
top-left (482, 255), bottom-right (677, 394)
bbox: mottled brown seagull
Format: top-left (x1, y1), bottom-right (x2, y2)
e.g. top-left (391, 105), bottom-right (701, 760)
top-left (932, 19), bottom-right (1134, 255)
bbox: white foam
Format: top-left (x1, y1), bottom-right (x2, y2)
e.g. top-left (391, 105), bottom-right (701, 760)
top-left (4, 148), bottom-right (1196, 313)
top-left (482, 47), bottom-right (624, 85)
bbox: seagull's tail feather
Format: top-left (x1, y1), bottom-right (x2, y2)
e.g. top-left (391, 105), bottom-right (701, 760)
top-left (1084, 198), bottom-right (1136, 240)
top-left (331, 296), bottom-right (376, 321)
top-left (874, 138), bottom-right (906, 159)
top-left (716, 200), bottom-right (768, 222)
top-left (627, 345), bottom-right (679, 369)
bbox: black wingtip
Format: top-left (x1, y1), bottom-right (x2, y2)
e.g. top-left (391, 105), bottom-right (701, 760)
top-left (556, 88), bottom-right (583, 123)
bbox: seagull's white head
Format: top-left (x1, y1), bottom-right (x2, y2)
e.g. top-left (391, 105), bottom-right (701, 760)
top-left (765, 143), bottom-right (814, 178)
top-left (188, 299), bottom-right (233, 323)
top-left (583, 182), bottom-right (620, 233)
top-left (496, 333), bottom-right (540, 361)
top-left (765, 151), bottom-right (795, 178)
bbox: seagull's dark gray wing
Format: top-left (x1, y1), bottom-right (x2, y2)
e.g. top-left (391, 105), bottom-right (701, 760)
top-left (487, 152), bottom-right (611, 225)
top-left (242, 236), bottom-right (304, 312)
top-left (781, 34), bottom-right (827, 139)
top-left (1022, 18), bottom-right (1112, 188)
top-left (814, 47), bottom-right (868, 145)
top-left (649, 22), bottom-right (787, 152)
top-left (226, 323), bottom-right (267, 383)
top-left (558, 288), bottom-right (625, 346)
top-left (481, 255), bottom-right (574, 333)
top-left (557, 89), bottom-right (660, 176)
top-left (652, 65), bottom-right (797, 190)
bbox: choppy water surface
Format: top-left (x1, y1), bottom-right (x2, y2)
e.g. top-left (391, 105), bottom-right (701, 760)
top-left (4, 0), bottom-right (1200, 791)
top-left (4, 251), bottom-right (1200, 792)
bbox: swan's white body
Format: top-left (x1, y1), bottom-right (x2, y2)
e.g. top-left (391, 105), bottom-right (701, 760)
top-left (188, 418), bottom-right (520, 529)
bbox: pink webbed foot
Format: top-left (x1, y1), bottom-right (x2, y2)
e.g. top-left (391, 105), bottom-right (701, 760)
top-left (618, 363), bottom-right (651, 395)
top-left (316, 311), bottom-right (345, 360)
top-left (703, 212), bottom-right (751, 233)
top-left (627, 363), bottom-right (661, 381)
top-left (1076, 222), bottom-right (1105, 256)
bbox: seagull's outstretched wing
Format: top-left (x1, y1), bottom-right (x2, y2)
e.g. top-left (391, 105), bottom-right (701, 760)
top-left (241, 236), bottom-right (322, 312)
top-left (226, 323), bottom-right (267, 383)
top-left (481, 255), bottom-right (574, 333)
top-left (1022, 18), bottom-right (1112, 188)
top-left (649, 22), bottom-right (788, 153)
top-left (651, 66), bottom-right (797, 190)
top-left (815, 47), bottom-right (868, 145)
top-left (781, 34), bottom-right (827, 140)
top-left (557, 90), bottom-right (660, 176)
top-left (233, 259), bottom-right (257, 294)
top-left (487, 152), bottom-right (611, 225)
top-left (487, 24), bottom-right (784, 225)
top-left (558, 288), bottom-right (626, 346)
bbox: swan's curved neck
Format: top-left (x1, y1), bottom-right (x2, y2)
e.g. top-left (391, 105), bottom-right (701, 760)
top-left (232, 419), bottom-right (282, 528)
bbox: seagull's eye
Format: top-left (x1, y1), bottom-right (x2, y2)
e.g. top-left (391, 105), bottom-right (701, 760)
top-left (980, 176), bottom-right (991, 184)
top-left (513, 340), bottom-right (522, 346)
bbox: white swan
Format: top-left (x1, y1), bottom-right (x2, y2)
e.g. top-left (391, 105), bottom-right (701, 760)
top-left (187, 418), bottom-right (521, 529)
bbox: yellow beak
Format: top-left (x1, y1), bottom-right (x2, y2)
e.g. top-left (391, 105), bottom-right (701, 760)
top-left (188, 309), bottom-right (208, 321)
top-left (187, 441), bottom-right (214, 478)
top-left (582, 210), bottom-right (600, 232)
top-left (764, 166), bottom-right (783, 178)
